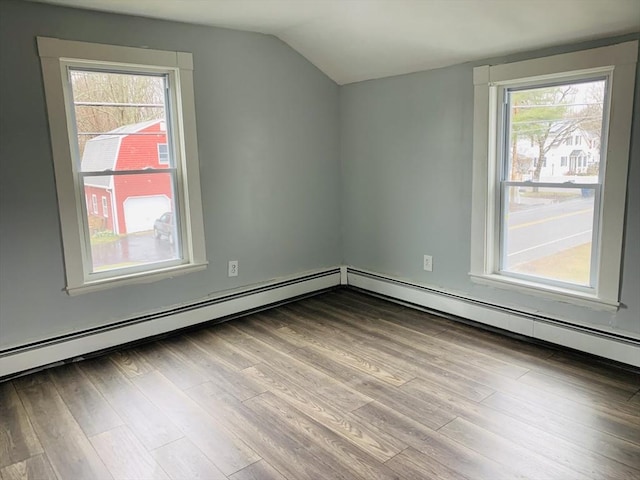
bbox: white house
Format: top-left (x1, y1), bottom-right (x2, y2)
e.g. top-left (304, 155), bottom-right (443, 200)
top-left (516, 126), bottom-right (601, 182)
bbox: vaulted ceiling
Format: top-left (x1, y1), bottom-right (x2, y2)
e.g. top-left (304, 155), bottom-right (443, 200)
top-left (30, 0), bottom-right (640, 84)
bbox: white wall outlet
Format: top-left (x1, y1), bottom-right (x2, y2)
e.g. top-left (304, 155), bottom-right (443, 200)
top-left (228, 260), bottom-right (238, 277)
top-left (423, 255), bottom-right (433, 272)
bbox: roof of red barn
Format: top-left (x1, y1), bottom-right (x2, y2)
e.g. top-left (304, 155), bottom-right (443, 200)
top-left (81, 119), bottom-right (163, 188)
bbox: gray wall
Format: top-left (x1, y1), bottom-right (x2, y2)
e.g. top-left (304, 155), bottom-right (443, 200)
top-left (1, 0), bottom-right (637, 352)
top-left (341, 34), bottom-right (640, 336)
top-left (0, 0), bottom-right (341, 349)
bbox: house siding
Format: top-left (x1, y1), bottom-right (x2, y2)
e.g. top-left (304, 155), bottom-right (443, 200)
top-left (84, 185), bottom-right (114, 232)
top-left (112, 122), bottom-right (171, 234)
top-left (82, 121), bottom-right (171, 235)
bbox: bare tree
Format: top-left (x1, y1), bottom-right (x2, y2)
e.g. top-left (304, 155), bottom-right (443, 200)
top-left (70, 70), bottom-right (166, 155)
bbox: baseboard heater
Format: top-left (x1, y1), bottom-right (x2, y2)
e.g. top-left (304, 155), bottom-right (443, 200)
top-left (2, 265), bottom-right (637, 378)
top-left (0, 267), bottom-right (341, 379)
top-left (347, 267), bottom-right (640, 368)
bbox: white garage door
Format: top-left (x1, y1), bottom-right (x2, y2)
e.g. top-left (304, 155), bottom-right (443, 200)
top-left (123, 195), bottom-right (170, 233)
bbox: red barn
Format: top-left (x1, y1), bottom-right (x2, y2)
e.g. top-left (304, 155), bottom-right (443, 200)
top-left (82, 119), bottom-right (173, 235)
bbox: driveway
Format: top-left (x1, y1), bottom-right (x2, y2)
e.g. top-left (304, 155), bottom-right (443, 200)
top-left (91, 232), bottom-right (178, 270)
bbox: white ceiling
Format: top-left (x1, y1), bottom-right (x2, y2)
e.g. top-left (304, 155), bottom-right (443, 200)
top-left (31, 0), bottom-right (640, 84)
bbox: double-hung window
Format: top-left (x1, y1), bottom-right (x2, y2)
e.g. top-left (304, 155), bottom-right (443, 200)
top-left (470, 41), bottom-right (637, 310)
top-left (38, 37), bottom-right (207, 294)
top-left (158, 143), bottom-right (170, 165)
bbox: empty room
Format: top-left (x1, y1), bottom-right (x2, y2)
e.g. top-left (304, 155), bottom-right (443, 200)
top-left (1, 0), bottom-right (639, 479)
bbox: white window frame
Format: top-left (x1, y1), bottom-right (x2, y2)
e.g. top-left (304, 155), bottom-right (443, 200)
top-left (39, 37), bottom-right (207, 295)
top-left (102, 196), bottom-right (108, 218)
top-left (470, 41), bottom-right (637, 311)
top-left (91, 194), bottom-right (98, 214)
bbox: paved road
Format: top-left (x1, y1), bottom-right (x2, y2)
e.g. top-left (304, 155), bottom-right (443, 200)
top-left (505, 197), bottom-right (593, 269)
top-left (91, 232), bottom-right (178, 270)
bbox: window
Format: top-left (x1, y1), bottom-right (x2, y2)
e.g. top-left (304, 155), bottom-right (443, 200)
top-left (157, 143), bottom-right (169, 165)
top-left (501, 78), bottom-right (605, 287)
top-left (470, 41), bottom-right (637, 310)
top-left (39, 37), bottom-right (207, 294)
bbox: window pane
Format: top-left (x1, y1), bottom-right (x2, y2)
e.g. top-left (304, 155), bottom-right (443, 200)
top-left (502, 186), bottom-right (595, 286)
top-left (69, 70), bottom-right (171, 170)
top-left (83, 173), bottom-right (180, 273)
top-left (157, 143), bottom-right (169, 165)
top-left (506, 80), bottom-right (605, 183)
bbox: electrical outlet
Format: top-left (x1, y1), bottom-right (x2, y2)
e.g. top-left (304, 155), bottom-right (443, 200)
top-left (423, 255), bottom-right (433, 272)
top-left (228, 260), bottom-right (238, 277)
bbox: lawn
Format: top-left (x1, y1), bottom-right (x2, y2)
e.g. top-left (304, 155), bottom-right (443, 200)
top-left (512, 243), bottom-right (591, 285)
top-left (519, 191), bottom-right (581, 200)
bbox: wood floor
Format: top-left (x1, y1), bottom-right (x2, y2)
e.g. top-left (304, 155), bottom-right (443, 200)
top-left (1, 289), bottom-right (639, 480)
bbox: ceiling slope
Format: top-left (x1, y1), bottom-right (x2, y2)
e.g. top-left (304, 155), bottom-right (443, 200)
top-left (29, 0), bottom-right (640, 84)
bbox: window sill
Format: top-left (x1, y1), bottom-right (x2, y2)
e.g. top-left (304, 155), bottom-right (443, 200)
top-left (469, 273), bottom-right (619, 312)
top-left (67, 262), bottom-right (208, 296)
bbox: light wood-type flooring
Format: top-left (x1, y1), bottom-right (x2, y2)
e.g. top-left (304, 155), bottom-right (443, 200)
top-left (2, 288), bottom-right (639, 480)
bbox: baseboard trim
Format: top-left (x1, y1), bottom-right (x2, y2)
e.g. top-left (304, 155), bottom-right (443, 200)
top-left (0, 267), bottom-right (341, 378)
top-left (347, 267), bottom-right (640, 367)
top-left (4, 265), bottom-right (636, 377)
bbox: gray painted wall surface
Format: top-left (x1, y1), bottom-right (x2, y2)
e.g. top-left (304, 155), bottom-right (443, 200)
top-left (341, 35), bottom-right (640, 335)
top-left (0, 0), bottom-right (637, 352)
top-left (0, 0), bottom-right (341, 349)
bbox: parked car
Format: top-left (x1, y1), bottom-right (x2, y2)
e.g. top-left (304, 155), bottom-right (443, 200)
top-left (154, 212), bottom-right (175, 244)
